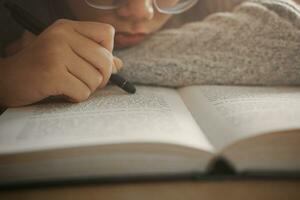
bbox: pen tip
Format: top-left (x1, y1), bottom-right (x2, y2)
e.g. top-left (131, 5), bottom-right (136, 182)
top-left (124, 83), bottom-right (136, 94)
top-left (110, 74), bottom-right (136, 94)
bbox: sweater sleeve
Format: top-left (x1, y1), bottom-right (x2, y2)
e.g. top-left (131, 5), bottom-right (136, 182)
top-left (116, 0), bottom-right (300, 87)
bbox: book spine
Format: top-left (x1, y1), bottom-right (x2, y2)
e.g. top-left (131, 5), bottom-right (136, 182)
top-left (207, 157), bottom-right (236, 175)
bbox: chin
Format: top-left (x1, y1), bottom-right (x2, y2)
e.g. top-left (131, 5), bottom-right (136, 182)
top-left (114, 40), bottom-right (144, 49)
top-left (114, 43), bottom-right (138, 49)
top-left (114, 33), bottom-right (148, 49)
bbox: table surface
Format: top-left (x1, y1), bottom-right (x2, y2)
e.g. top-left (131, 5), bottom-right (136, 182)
top-left (1, 180), bottom-right (300, 200)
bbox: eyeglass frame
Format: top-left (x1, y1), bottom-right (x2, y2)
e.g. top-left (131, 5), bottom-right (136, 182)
top-left (84, 0), bottom-right (199, 14)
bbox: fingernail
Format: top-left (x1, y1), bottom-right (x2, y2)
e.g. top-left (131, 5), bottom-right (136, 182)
top-left (112, 66), bottom-right (118, 74)
top-left (114, 57), bottom-right (123, 70)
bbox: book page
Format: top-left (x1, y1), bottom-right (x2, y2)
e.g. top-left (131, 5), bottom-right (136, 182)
top-left (179, 86), bottom-right (300, 151)
top-left (0, 86), bottom-right (212, 154)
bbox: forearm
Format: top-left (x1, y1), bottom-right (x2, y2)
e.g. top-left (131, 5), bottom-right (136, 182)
top-left (117, 0), bottom-right (300, 87)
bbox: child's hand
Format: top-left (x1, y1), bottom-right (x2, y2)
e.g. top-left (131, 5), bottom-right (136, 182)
top-left (5, 31), bottom-right (36, 56)
top-left (0, 19), bottom-right (123, 107)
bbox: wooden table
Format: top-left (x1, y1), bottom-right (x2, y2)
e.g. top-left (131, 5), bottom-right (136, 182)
top-left (1, 180), bottom-right (300, 200)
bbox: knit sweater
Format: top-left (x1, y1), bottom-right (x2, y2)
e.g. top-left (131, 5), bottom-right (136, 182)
top-left (116, 0), bottom-right (300, 87)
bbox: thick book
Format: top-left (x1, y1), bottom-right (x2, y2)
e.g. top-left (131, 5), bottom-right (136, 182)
top-left (0, 85), bottom-right (299, 185)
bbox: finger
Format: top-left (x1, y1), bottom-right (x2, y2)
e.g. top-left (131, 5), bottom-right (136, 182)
top-left (21, 31), bottom-right (37, 47)
top-left (67, 53), bottom-right (103, 92)
top-left (68, 31), bottom-right (113, 87)
top-left (5, 31), bottom-right (36, 56)
top-left (113, 57), bottom-right (123, 73)
top-left (60, 73), bottom-right (92, 103)
top-left (71, 21), bottom-right (115, 52)
top-left (5, 39), bottom-right (22, 56)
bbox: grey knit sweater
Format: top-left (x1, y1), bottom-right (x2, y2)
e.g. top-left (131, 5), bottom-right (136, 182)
top-left (116, 0), bottom-right (300, 87)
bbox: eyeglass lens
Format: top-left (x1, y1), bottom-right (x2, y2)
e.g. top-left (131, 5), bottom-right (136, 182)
top-left (85, 0), bottom-right (198, 14)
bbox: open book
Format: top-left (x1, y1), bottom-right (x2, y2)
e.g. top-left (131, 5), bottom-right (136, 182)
top-left (0, 85), bottom-right (300, 185)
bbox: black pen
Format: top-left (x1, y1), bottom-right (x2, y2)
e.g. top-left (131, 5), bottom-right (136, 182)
top-left (4, 1), bottom-right (136, 94)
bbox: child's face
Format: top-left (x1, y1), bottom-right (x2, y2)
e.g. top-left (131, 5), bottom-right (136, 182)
top-left (66, 0), bottom-right (173, 49)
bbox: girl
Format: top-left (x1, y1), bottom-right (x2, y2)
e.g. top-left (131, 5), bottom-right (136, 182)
top-left (0, 0), bottom-right (299, 107)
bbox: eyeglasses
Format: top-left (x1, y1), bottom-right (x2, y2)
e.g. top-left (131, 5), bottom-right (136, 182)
top-left (85, 0), bottom-right (198, 14)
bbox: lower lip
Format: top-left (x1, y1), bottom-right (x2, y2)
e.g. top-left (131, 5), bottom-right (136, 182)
top-left (115, 33), bottom-right (146, 48)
